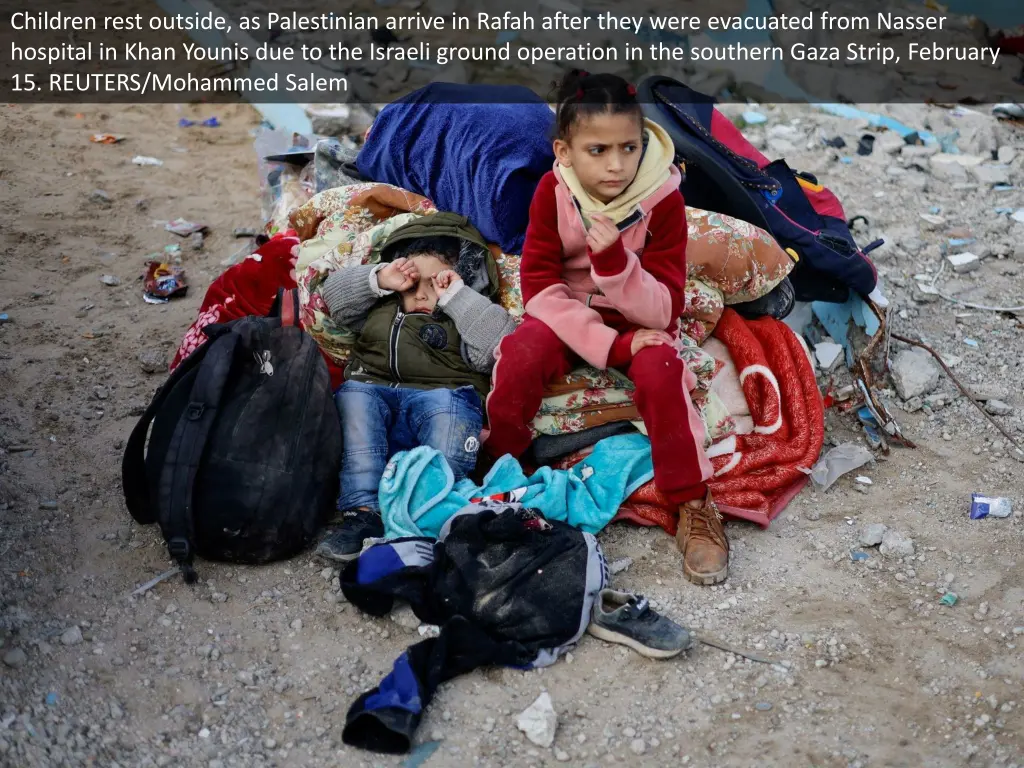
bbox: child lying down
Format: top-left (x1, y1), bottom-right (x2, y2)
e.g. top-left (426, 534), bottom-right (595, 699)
top-left (315, 213), bottom-right (516, 561)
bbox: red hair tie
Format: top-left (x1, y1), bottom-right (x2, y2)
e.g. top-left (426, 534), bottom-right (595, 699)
top-left (626, 84), bottom-right (637, 96)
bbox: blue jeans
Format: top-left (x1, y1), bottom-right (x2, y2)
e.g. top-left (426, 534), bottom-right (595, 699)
top-left (334, 381), bottom-right (483, 512)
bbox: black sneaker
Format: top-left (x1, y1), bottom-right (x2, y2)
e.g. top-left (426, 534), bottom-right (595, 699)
top-left (315, 509), bottom-right (384, 563)
top-left (586, 589), bottom-right (692, 659)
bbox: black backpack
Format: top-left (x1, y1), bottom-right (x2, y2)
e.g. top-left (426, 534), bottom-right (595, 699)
top-left (122, 290), bottom-right (341, 582)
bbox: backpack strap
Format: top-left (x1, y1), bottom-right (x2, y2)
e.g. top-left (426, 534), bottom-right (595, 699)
top-left (157, 331), bottom-right (241, 583)
top-left (269, 287), bottom-right (300, 327)
top-left (122, 343), bottom-right (212, 526)
top-left (281, 288), bottom-right (300, 328)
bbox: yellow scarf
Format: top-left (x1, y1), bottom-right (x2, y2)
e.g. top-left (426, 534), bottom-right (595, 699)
top-left (558, 118), bottom-right (675, 226)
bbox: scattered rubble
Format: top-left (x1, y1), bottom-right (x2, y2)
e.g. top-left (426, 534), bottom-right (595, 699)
top-left (516, 692), bottom-right (557, 748)
top-left (890, 349), bottom-right (941, 400)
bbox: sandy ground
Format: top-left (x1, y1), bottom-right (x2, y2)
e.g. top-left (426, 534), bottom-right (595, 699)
top-left (1, 102), bottom-right (1022, 768)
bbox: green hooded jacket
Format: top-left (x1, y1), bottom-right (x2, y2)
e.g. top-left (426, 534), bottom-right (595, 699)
top-left (345, 213), bottom-right (500, 398)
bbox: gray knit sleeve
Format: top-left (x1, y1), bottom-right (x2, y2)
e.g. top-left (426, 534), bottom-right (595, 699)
top-left (437, 284), bottom-right (517, 373)
top-left (318, 264), bottom-right (388, 330)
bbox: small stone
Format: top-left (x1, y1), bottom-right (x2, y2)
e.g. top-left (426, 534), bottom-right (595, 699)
top-left (815, 659), bottom-right (828, 668)
top-left (138, 348), bottom-right (168, 374)
top-left (946, 252), bottom-right (980, 274)
top-left (891, 349), bottom-right (941, 400)
top-left (879, 530), bottom-right (915, 558)
top-left (814, 342), bottom-right (844, 371)
top-left (100, 275), bottom-right (121, 287)
top-left (630, 739), bottom-right (647, 755)
top-left (190, 232), bottom-right (205, 251)
top-left (263, 737), bottom-right (277, 749)
top-left (391, 604), bottom-right (422, 632)
top-left (90, 189), bottom-right (113, 205)
top-left (516, 692), bottom-right (557, 748)
top-left (985, 400), bottom-right (1014, 416)
top-left (290, 619), bottom-right (302, 631)
top-left (609, 557), bottom-right (633, 575)
top-left (482, 717), bottom-right (495, 733)
top-left (110, 702), bottom-right (124, 720)
top-left (61, 626), bottom-right (84, 646)
top-left (199, 727), bottom-right (210, 738)
top-left (859, 523), bottom-right (887, 547)
top-left (211, 592), bottom-right (228, 603)
top-left (755, 701), bottom-right (773, 711)
top-left (3, 648), bottom-right (27, 668)
top-left (93, 386), bottom-right (108, 400)
top-left (555, 749), bottom-right (570, 762)
top-left (969, 163), bottom-right (1010, 186)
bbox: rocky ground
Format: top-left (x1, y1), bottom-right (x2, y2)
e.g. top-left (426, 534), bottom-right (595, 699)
top-left (1, 100), bottom-right (1022, 768)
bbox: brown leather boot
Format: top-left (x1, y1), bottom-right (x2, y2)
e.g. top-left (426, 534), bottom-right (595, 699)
top-left (676, 490), bottom-right (729, 585)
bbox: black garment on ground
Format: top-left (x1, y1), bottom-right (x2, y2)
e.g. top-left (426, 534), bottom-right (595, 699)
top-left (339, 503), bottom-right (605, 754)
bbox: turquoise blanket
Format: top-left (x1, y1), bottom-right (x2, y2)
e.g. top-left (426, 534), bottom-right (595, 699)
top-left (379, 434), bottom-right (655, 539)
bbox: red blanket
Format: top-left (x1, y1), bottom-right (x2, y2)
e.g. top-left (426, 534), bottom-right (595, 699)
top-left (611, 309), bottom-right (824, 530)
top-left (171, 232), bottom-right (300, 370)
top-left (170, 233), bottom-right (346, 390)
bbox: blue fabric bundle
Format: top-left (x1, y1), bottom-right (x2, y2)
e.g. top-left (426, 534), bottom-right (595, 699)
top-left (378, 433), bottom-right (655, 539)
top-left (355, 83), bottom-right (555, 254)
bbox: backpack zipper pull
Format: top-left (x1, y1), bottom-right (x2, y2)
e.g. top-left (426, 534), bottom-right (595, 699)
top-left (253, 350), bottom-right (274, 376)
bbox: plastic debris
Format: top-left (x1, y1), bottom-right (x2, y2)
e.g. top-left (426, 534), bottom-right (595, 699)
top-left (944, 237), bottom-right (977, 254)
top-left (804, 443), bottom-right (874, 491)
top-left (90, 133), bottom-right (125, 144)
top-left (850, 549), bottom-right (870, 562)
top-left (0, 313), bottom-right (10, 324)
top-left (132, 155), bottom-right (164, 166)
top-left (232, 227), bottom-right (259, 238)
top-left (130, 566), bottom-right (182, 596)
top-left (143, 262), bottom-right (188, 304)
top-left (1011, 210), bottom-right (1024, 224)
top-left (964, 338), bottom-right (979, 348)
top-left (856, 134), bottom-right (876, 156)
top-left (855, 476), bottom-right (873, 485)
top-left (823, 136), bottom-right (846, 148)
top-left (401, 741), bottom-right (442, 768)
top-left (970, 494), bottom-right (1013, 520)
top-left (165, 218), bottom-right (208, 237)
top-left (741, 110), bottom-right (767, 125)
top-left (178, 117), bottom-right (221, 128)
top-left (940, 592), bottom-right (958, 607)
top-left (45, 692), bottom-right (58, 706)
top-left (839, 157), bottom-right (853, 165)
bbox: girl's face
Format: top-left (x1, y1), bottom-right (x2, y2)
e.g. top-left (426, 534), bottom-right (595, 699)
top-left (554, 112), bottom-right (644, 203)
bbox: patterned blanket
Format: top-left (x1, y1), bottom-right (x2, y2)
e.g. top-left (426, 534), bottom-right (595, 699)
top-left (286, 183), bottom-right (794, 449)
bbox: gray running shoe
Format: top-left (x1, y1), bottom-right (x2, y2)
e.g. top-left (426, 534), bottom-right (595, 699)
top-left (587, 589), bottom-right (692, 659)
top-left (315, 509), bottom-right (384, 563)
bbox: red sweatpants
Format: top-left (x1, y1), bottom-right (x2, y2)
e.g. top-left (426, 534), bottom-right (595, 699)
top-left (485, 317), bottom-right (713, 504)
